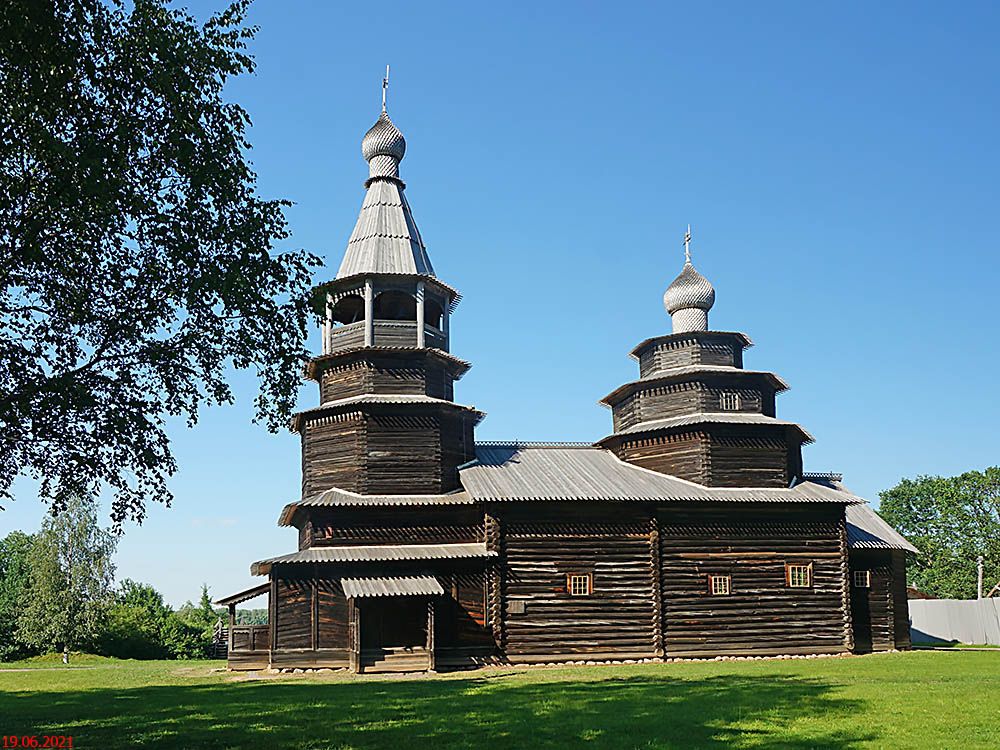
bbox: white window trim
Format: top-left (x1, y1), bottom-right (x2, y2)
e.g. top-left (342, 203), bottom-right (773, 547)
top-left (567, 573), bottom-right (592, 596)
top-left (787, 563), bottom-right (813, 588)
top-left (709, 574), bottom-right (731, 596)
top-left (720, 392), bottom-right (742, 411)
top-left (853, 570), bottom-right (871, 588)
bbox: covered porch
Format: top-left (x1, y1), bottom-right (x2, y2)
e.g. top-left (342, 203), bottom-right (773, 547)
top-left (345, 574), bottom-right (443, 673)
top-left (215, 583), bottom-right (271, 670)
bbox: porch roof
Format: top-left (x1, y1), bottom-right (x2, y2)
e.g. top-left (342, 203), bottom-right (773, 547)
top-left (342, 575), bottom-right (444, 598)
top-left (251, 542), bottom-right (493, 576)
top-left (214, 582), bottom-right (270, 607)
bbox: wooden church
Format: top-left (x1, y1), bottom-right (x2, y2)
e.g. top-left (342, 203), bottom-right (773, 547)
top-left (217, 92), bottom-right (917, 672)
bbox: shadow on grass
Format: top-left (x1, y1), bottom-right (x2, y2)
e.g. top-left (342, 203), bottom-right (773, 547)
top-left (3, 672), bottom-right (874, 749)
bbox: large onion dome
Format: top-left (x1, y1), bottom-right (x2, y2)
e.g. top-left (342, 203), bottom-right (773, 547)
top-left (663, 260), bottom-right (715, 333)
top-left (361, 111), bottom-right (406, 180)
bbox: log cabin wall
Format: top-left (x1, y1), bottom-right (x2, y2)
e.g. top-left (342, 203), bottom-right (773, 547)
top-left (636, 333), bottom-right (744, 378)
top-left (498, 505), bottom-right (658, 661)
top-left (270, 561), bottom-right (491, 669)
top-left (611, 377), bottom-right (777, 433)
top-left (658, 505), bottom-right (850, 657)
top-left (300, 507), bottom-right (483, 549)
top-left (614, 426), bottom-right (801, 488)
top-left (317, 353), bottom-right (457, 403)
top-left (364, 414), bottom-right (443, 494)
top-left (849, 550), bottom-right (899, 652)
top-left (300, 412), bottom-right (365, 495)
top-left (299, 409), bottom-right (476, 498)
top-left (891, 550), bottom-right (911, 649)
top-left (613, 431), bottom-right (709, 484)
top-left (706, 433), bottom-right (790, 488)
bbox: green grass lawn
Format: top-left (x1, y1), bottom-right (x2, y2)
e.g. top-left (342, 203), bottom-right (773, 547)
top-left (1, 651), bottom-right (997, 749)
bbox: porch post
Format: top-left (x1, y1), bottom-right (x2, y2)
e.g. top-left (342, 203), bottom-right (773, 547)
top-left (228, 604), bottom-right (235, 655)
top-left (427, 598), bottom-right (436, 672)
top-left (348, 596), bottom-right (359, 673)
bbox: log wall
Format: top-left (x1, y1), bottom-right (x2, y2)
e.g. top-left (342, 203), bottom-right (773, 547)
top-left (302, 507), bottom-right (481, 549)
top-left (850, 550), bottom-right (904, 652)
top-left (891, 551), bottom-right (911, 649)
top-left (501, 510), bottom-right (657, 661)
top-left (658, 507), bottom-right (850, 657)
top-left (299, 410), bottom-right (476, 497)
top-left (637, 334), bottom-right (743, 378)
top-left (318, 355), bottom-right (456, 403)
top-left (611, 377), bottom-right (777, 433)
top-left (301, 413), bottom-right (365, 495)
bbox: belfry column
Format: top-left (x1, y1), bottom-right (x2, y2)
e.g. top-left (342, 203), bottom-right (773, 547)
top-left (364, 279), bottom-right (374, 346)
top-left (416, 281), bottom-right (426, 348)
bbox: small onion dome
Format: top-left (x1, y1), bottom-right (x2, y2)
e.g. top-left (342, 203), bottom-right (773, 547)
top-left (362, 111), bottom-right (406, 171)
top-left (663, 261), bottom-right (715, 314)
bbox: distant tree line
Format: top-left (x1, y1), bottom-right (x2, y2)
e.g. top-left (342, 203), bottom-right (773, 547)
top-left (0, 495), bottom-right (243, 661)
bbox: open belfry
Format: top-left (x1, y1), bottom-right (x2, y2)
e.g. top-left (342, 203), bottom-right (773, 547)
top-left (217, 78), bottom-right (916, 672)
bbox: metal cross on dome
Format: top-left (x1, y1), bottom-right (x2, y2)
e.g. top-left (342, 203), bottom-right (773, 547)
top-left (684, 224), bottom-right (692, 263)
top-left (381, 64), bottom-right (390, 112)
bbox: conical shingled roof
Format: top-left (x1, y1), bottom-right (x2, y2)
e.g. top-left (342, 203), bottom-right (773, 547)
top-left (336, 109), bottom-right (436, 279)
top-left (337, 179), bottom-right (434, 277)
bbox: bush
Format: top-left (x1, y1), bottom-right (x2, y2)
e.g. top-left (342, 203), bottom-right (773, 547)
top-left (161, 615), bottom-right (209, 659)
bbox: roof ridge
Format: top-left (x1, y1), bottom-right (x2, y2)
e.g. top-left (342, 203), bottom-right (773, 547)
top-left (475, 440), bottom-right (596, 448)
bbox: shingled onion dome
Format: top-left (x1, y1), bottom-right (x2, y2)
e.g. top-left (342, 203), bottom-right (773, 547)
top-left (361, 111), bottom-right (406, 181)
top-left (663, 259), bottom-right (716, 333)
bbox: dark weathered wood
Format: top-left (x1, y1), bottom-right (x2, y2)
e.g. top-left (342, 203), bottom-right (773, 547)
top-left (891, 551), bottom-right (911, 650)
top-left (608, 425), bottom-right (801, 488)
top-left (501, 512), bottom-right (657, 658)
top-left (659, 506), bottom-right (850, 658)
top-left (635, 332), bottom-right (745, 378)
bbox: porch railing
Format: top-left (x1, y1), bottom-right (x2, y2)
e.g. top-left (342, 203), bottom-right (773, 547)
top-left (231, 624), bottom-right (270, 652)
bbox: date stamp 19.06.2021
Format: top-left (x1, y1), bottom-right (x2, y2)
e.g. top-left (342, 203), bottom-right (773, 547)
top-left (3, 738), bottom-right (74, 749)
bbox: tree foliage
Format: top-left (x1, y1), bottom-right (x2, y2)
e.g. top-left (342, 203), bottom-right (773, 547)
top-left (879, 467), bottom-right (1000, 599)
top-left (0, 0), bottom-right (320, 526)
top-left (17, 495), bottom-right (117, 655)
top-left (0, 530), bottom-right (36, 660)
top-left (99, 579), bottom-right (172, 659)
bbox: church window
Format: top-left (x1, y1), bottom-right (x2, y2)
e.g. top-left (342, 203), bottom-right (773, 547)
top-left (720, 392), bottom-right (742, 411)
top-left (786, 563), bottom-right (813, 588)
top-left (567, 573), bottom-right (592, 596)
top-left (853, 570), bottom-right (871, 588)
top-left (709, 574), bottom-right (731, 595)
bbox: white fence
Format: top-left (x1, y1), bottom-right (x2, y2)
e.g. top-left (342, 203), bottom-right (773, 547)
top-left (909, 598), bottom-right (1000, 645)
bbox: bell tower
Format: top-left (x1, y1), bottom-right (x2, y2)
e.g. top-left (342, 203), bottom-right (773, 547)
top-left (296, 75), bottom-right (483, 501)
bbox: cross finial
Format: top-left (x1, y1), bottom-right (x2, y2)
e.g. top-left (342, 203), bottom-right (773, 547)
top-left (381, 64), bottom-right (390, 112)
top-left (683, 224), bottom-right (692, 263)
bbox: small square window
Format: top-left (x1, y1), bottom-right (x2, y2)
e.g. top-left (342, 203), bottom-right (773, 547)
top-left (853, 570), bottom-right (871, 588)
top-left (567, 573), bottom-right (592, 596)
top-left (709, 574), bottom-right (731, 596)
top-left (720, 392), bottom-right (742, 411)
top-left (786, 563), bottom-right (812, 588)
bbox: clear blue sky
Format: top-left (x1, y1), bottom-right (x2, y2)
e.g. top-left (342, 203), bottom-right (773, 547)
top-left (4, 1), bottom-right (999, 606)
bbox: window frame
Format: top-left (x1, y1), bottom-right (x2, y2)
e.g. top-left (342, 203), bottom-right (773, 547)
top-left (785, 562), bottom-right (813, 588)
top-left (853, 569), bottom-right (871, 588)
top-left (566, 572), bottom-right (593, 597)
top-left (719, 391), bottom-right (742, 411)
top-left (708, 574), bottom-right (732, 596)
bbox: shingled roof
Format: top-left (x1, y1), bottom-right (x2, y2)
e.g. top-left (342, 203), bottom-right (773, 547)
top-left (846, 502), bottom-right (918, 553)
top-left (459, 443), bottom-right (861, 504)
top-left (337, 178), bottom-right (434, 278)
